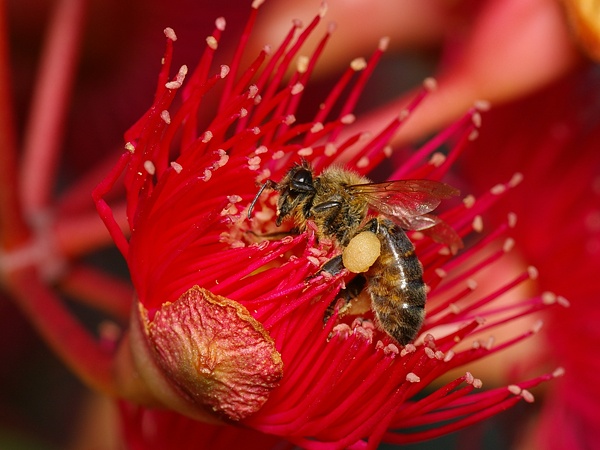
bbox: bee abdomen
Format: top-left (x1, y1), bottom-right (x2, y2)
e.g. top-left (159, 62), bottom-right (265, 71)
top-left (367, 219), bottom-right (426, 345)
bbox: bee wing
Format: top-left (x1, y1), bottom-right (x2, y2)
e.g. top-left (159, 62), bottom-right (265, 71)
top-left (347, 179), bottom-right (460, 218)
top-left (390, 213), bottom-right (463, 253)
top-left (391, 214), bottom-right (440, 231)
top-left (418, 216), bottom-right (464, 254)
top-left (348, 180), bottom-right (463, 253)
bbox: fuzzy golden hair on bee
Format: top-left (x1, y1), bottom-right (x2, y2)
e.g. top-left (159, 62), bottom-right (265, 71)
top-left (248, 161), bottom-right (462, 345)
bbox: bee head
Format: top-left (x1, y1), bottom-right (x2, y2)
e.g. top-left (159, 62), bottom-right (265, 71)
top-left (288, 165), bottom-right (315, 194)
top-left (247, 161), bottom-right (317, 226)
top-left (275, 164), bottom-right (316, 225)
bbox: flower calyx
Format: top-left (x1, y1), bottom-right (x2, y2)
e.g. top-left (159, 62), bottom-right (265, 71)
top-left (129, 285), bottom-right (283, 421)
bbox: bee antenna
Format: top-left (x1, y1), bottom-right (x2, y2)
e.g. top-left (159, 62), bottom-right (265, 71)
top-left (300, 157), bottom-right (313, 170)
top-left (248, 179), bottom-right (276, 219)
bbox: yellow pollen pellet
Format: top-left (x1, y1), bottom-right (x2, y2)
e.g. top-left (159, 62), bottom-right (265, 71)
top-left (342, 231), bottom-right (381, 273)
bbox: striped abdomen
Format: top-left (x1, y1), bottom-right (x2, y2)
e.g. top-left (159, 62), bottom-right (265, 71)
top-left (367, 218), bottom-right (426, 345)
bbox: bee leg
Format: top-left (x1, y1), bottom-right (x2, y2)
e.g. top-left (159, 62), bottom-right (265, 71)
top-left (245, 227), bottom-right (299, 241)
top-left (312, 200), bottom-right (342, 213)
top-left (323, 274), bottom-right (367, 324)
top-left (320, 254), bottom-right (368, 323)
top-left (312, 200), bottom-right (345, 238)
top-left (318, 253), bottom-right (367, 296)
top-left (305, 252), bottom-right (342, 286)
top-left (340, 274), bottom-right (368, 300)
top-left (321, 218), bottom-right (379, 324)
top-left (320, 254), bottom-right (344, 275)
top-left (361, 217), bottom-right (380, 234)
top-left (320, 215), bottom-right (380, 275)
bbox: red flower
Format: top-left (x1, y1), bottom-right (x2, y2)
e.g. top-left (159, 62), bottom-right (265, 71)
top-left (461, 66), bottom-right (600, 450)
top-left (92, 3), bottom-right (566, 448)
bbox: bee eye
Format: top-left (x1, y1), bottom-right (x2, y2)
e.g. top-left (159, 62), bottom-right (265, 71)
top-left (291, 168), bottom-right (314, 192)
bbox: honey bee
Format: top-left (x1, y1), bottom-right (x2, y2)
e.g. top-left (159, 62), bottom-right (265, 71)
top-left (248, 160), bottom-right (462, 345)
